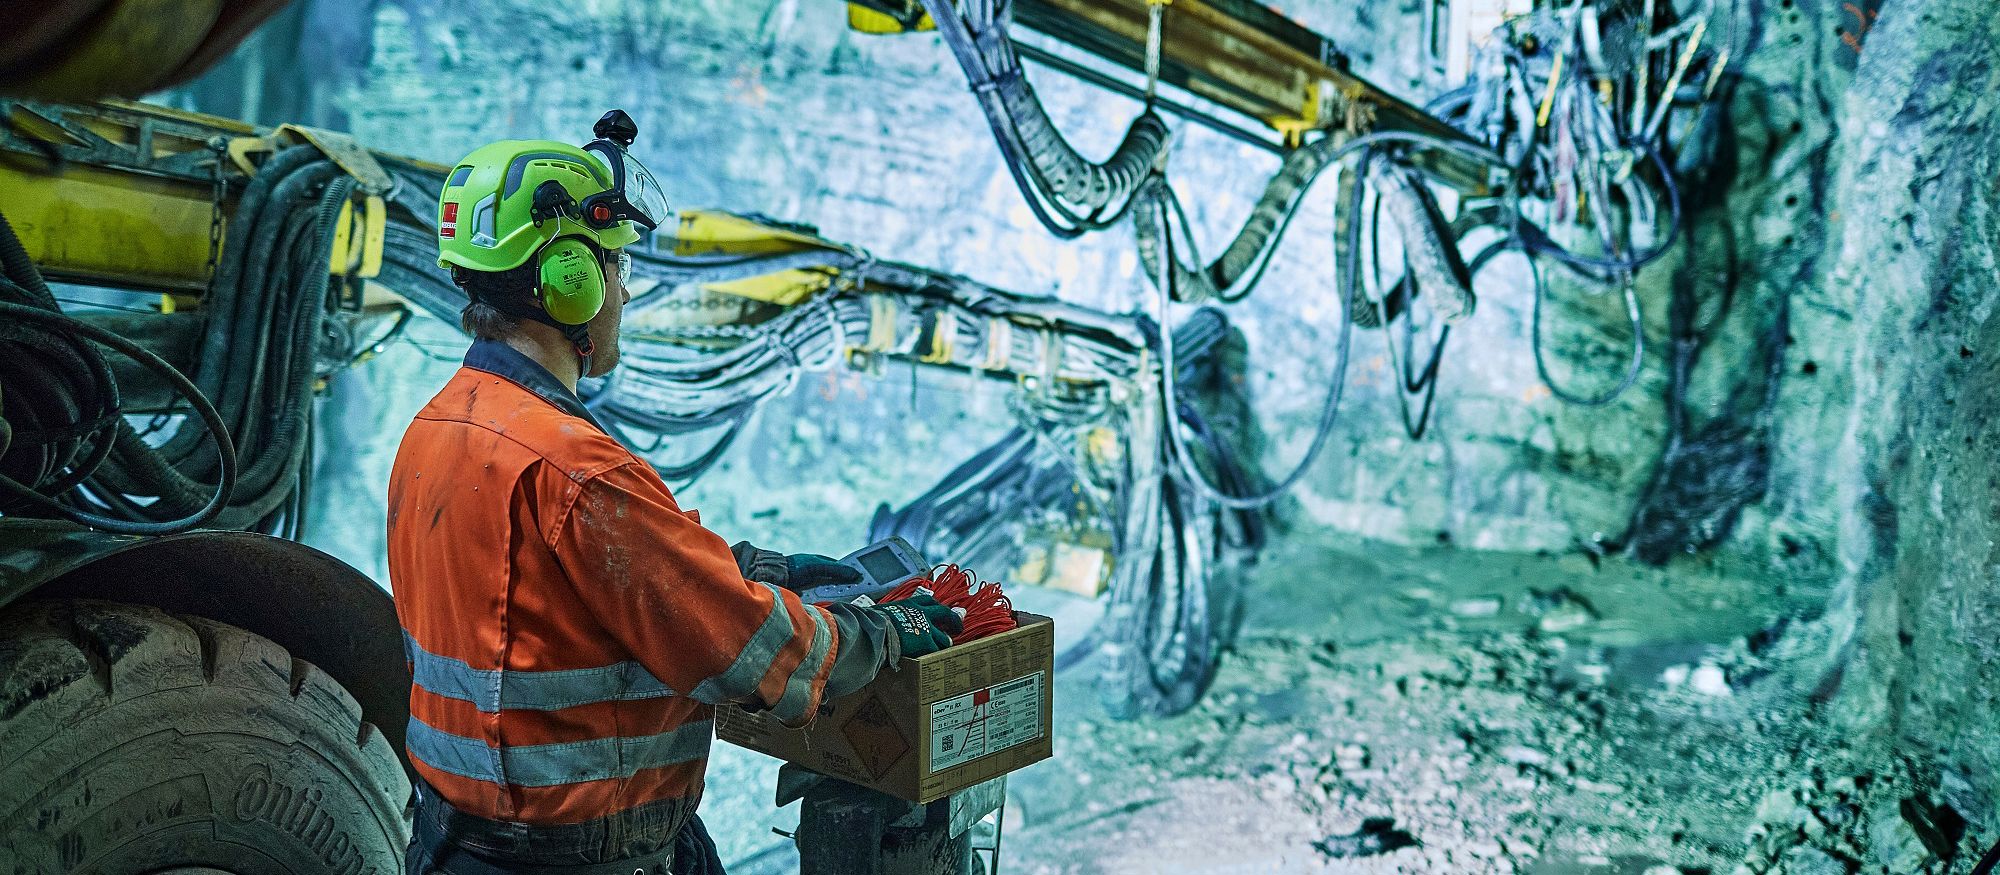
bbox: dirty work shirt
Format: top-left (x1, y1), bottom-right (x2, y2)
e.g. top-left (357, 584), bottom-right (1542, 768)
top-left (387, 339), bottom-right (895, 858)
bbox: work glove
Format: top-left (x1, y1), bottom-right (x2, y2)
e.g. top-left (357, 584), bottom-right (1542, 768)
top-left (730, 541), bottom-right (862, 591)
top-left (873, 593), bottom-right (963, 658)
top-left (784, 552), bottom-right (861, 589)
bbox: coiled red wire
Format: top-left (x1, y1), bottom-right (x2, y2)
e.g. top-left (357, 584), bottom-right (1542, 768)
top-left (883, 563), bottom-right (1017, 644)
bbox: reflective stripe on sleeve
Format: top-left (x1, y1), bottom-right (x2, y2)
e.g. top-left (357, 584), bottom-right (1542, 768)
top-left (770, 605), bottom-right (833, 723)
top-left (406, 716), bottom-right (714, 788)
top-left (688, 583), bottom-right (797, 703)
top-left (405, 632), bottom-right (676, 712)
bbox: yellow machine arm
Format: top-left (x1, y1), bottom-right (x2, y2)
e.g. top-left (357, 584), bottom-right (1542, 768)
top-left (848, 0), bottom-right (1491, 191)
top-left (0, 99), bottom-right (1149, 398)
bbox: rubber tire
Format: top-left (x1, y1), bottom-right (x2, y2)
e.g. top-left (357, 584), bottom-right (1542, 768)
top-left (0, 599), bottom-right (409, 874)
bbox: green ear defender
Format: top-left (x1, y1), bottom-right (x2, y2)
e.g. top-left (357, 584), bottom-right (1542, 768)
top-left (537, 237), bottom-right (606, 325)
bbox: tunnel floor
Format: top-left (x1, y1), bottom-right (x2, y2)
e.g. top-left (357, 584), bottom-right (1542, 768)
top-left (714, 536), bottom-right (1854, 874)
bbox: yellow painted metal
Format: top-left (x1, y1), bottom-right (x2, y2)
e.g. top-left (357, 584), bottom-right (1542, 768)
top-left (700, 270), bottom-right (835, 306)
top-left (0, 161), bottom-right (216, 291)
top-left (847, 4), bottom-right (934, 33)
top-left (1268, 80), bottom-right (1324, 148)
top-left (1014, 0), bottom-right (1490, 191)
top-left (670, 210), bottom-right (835, 258)
top-left (330, 200), bottom-right (356, 275)
top-left (98, 98), bottom-right (257, 135)
top-left (327, 195), bottom-right (388, 278)
top-left (359, 195), bottom-right (386, 279)
top-left (274, 124), bottom-right (395, 193)
top-left (5, 101), bottom-right (855, 318)
top-left (665, 210), bottom-right (851, 306)
top-left (224, 124), bottom-right (394, 192)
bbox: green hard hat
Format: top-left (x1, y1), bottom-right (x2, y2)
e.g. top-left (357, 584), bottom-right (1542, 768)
top-left (435, 139), bottom-right (641, 273)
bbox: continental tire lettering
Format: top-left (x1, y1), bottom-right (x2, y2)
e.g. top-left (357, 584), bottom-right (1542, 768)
top-left (234, 769), bottom-right (379, 875)
top-left (234, 770), bottom-right (272, 821)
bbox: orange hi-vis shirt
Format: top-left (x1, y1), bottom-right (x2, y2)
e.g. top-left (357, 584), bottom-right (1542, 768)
top-left (387, 341), bottom-right (882, 831)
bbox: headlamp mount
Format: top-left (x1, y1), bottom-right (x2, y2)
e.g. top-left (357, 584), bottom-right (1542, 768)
top-left (579, 108), bottom-right (660, 232)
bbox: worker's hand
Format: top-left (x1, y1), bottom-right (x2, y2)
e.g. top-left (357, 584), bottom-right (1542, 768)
top-left (729, 542), bottom-right (862, 591)
top-left (730, 541), bottom-right (787, 586)
top-left (785, 553), bottom-right (859, 589)
top-left (873, 593), bottom-right (963, 658)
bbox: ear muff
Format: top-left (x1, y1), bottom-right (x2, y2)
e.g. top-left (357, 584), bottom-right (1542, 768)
top-left (536, 237), bottom-right (606, 325)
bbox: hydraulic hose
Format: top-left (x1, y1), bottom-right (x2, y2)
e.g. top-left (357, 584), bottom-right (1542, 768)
top-left (1148, 139), bottom-right (1477, 510)
top-left (918, 0), bottom-right (1172, 238)
top-left (1469, 237), bottom-right (1646, 407)
top-left (96, 167), bottom-right (351, 528)
top-left (1511, 137), bottom-right (1684, 280)
top-left (4, 145), bottom-right (356, 533)
top-left (1135, 129), bottom-right (1508, 309)
top-left (0, 296), bottom-right (238, 534)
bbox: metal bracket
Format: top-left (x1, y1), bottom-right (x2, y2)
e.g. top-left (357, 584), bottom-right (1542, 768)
top-left (226, 123), bottom-right (394, 195)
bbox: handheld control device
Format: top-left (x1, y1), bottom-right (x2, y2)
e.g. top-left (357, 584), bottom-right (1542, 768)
top-left (797, 537), bottom-right (930, 604)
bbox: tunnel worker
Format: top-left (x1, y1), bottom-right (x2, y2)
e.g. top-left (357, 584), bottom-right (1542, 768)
top-left (386, 110), bottom-right (961, 875)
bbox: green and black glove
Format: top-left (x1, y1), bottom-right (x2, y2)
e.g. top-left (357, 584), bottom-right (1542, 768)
top-left (730, 542), bottom-right (861, 592)
top-left (872, 593), bottom-right (963, 658)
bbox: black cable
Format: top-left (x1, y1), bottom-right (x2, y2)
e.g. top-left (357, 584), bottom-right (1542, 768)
top-left (1512, 138), bottom-right (1684, 279)
top-left (1469, 237), bottom-right (1646, 408)
top-left (1152, 146), bottom-right (1373, 510)
top-left (1140, 129), bottom-right (1509, 307)
top-left (918, 0), bottom-right (1171, 239)
top-left (1971, 836), bottom-right (2000, 875)
top-left (1364, 176), bottom-right (1451, 440)
top-left (0, 297), bottom-right (238, 534)
top-left (349, 305), bottom-right (415, 368)
top-left (17, 150), bottom-right (355, 531)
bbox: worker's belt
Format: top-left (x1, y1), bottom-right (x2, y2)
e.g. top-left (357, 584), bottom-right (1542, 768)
top-left (411, 778), bottom-right (685, 873)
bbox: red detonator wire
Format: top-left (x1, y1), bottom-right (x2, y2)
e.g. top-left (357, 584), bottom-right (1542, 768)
top-left (882, 563), bottom-right (1017, 644)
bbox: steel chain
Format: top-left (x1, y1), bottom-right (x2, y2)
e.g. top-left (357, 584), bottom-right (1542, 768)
top-left (643, 323), bottom-right (765, 339)
top-left (644, 295), bottom-right (761, 311)
top-left (202, 137), bottom-right (228, 293)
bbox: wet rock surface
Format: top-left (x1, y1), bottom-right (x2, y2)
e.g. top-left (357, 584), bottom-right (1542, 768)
top-left (703, 533), bottom-right (1853, 873)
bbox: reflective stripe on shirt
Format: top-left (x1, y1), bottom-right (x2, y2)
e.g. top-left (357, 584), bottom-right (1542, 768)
top-left (407, 716), bottom-right (714, 788)
top-left (405, 632), bottom-right (676, 712)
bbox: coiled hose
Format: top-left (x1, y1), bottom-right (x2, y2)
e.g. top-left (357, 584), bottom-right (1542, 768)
top-left (0, 213), bottom-right (239, 534)
top-left (2, 145), bottom-right (355, 534)
top-left (1134, 133), bottom-right (1346, 303)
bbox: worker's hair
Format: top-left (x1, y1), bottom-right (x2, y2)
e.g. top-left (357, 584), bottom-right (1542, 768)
top-left (451, 263), bottom-right (538, 340)
top-left (451, 242), bottom-right (619, 340)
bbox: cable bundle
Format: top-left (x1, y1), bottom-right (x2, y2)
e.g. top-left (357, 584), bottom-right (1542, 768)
top-left (0, 213), bottom-right (239, 534)
top-left (882, 564), bottom-right (1017, 645)
top-left (917, 0), bottom-right (1170, 238)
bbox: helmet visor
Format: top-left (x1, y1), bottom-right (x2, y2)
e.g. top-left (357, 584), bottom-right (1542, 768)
top-left (621, 151), bottom-right (671, 232)
top-left (582, 141), bottom-right (668, 233)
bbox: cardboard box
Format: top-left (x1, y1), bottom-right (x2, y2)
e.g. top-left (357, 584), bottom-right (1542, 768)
top-left (717, 612), bottom-right (1053, 803)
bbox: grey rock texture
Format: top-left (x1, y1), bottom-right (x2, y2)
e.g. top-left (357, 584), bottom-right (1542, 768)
top-left (1805, 0), bottom-right (2000, 866)
top-left (268, 0), bottom-right (1793, 570)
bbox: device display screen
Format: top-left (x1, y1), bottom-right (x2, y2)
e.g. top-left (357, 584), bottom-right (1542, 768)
top-left (858, 547), bottom-right (912, 582)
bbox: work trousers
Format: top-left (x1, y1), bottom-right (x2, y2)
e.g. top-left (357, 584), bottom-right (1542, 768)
top-left (405, 781), bottom-right (726, 875)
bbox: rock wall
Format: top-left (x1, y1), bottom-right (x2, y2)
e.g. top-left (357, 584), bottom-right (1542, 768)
top-left (1807, 0), bottom-right (2000, 865)
top-left (187, 0), bottom-right (1841, 574)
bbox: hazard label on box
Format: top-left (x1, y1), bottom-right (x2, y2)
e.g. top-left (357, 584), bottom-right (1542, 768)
top-left (842, 693), bottom-right (911, 779)
top-left (927, 671), bottom-right (1044, 773)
